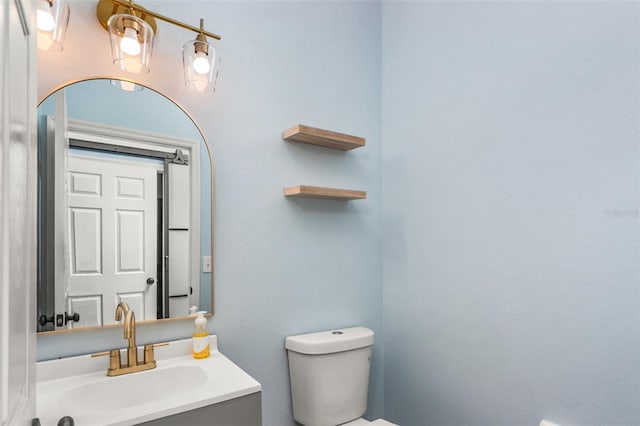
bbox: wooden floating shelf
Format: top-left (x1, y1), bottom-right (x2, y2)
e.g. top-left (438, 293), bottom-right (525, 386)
top-left (284, 185), bottom-right (367, 201)
top-left (282, 124), bottom-right (365, 151)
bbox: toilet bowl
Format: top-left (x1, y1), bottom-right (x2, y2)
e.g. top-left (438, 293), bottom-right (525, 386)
top-left (285, 327), bottom-right (397, 426)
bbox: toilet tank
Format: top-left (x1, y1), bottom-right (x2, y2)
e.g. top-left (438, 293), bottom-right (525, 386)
top-left (285, 327), bottom-right (374, 426)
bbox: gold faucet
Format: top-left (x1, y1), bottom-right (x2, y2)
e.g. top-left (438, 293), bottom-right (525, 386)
top-left (92, 302), bottom-right (168, 376)
top-left (115, 302), bottom-right (138, 368)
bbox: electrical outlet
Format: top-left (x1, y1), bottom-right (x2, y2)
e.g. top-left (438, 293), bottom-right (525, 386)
top-left (202, 256), bottom-right (212, 273)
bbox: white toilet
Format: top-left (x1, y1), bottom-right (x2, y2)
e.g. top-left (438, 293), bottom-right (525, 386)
top-left (285, 327), bottom-right (397, 426)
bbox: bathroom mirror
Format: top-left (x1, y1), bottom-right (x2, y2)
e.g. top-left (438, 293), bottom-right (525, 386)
top-left (37, 79), bottom-right (213, 333)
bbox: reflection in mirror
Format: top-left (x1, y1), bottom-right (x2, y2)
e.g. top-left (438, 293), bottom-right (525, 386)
top-left (37, 79), bottom-right (212, 332)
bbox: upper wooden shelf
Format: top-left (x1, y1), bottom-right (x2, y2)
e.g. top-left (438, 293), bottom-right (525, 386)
top-left (282, 125), bottom-right (365, 151)
top-left (284, 185), bottom-right (366, 201)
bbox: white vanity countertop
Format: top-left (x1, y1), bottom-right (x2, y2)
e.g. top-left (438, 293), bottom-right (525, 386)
top-left (37, 336), bottom-right (261, 426)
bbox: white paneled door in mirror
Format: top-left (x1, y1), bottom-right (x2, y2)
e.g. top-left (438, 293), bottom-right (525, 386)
top-left (65, 155), bottom-right (159, 328)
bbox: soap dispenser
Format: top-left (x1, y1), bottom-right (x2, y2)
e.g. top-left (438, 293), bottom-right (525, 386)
top-left (193, 311), bottom-right (210, 359)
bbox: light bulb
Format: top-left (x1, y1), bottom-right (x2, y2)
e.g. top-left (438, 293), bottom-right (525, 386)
top-left (120, 26), bottom-right (141, 56)
top-left (192, 51), bottom-right (211, 75)
top-left (37, 7), bottom-right (55, 31)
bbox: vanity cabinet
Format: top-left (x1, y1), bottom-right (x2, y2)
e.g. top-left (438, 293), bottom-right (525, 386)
top-left (138, 392), bottom-right (262, 426)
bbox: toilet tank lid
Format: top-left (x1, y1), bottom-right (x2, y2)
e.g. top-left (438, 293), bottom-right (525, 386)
top-left (285, 327), bottom-right (374, 355)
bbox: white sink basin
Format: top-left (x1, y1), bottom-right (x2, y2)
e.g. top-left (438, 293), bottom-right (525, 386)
top-left (37, 336), bottom-right (261, 426)
top-left (62, 365), bottom-right (207, 413)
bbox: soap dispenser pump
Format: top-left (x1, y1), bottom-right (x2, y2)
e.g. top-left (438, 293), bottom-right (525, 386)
top-left (193, 311), bottom-right (210, 359)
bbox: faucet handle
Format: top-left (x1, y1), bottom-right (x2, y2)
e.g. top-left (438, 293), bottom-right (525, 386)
top-left (91, 349), bottom-right (121, 371)
top-left (143, 342), bottom-right (169, 364)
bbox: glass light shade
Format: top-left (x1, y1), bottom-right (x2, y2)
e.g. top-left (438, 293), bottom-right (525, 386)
top-left (182, 39), bottom-right (220, 92)
top-left (37, 0), bottom-right (70, 51)
top-left (107, 13), bottom-right (154, 74)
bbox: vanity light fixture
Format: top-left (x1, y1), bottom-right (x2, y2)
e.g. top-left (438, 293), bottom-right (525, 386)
top-left (97, 0), bottom-right (222, 89)
top-left (36, 0), bottom-right (70, 51)
top-left (103, 2), bottom-right (156, 74)
top-left (182, 19), bottom-right (220, 92)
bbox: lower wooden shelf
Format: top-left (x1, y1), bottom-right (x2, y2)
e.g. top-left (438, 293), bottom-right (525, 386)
top-left (284, 185), bottom-right (366, 201)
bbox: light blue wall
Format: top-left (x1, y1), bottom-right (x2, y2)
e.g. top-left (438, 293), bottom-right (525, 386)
top-left (37, 2), bottom-right (383, 426)
top-left (381, 2), bottom-right (639, 425)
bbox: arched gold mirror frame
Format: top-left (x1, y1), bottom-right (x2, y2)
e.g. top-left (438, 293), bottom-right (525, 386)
top-left (37, 76), bottom-right (215, 334)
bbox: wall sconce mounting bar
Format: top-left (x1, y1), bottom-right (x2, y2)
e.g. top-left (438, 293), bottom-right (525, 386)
top-left (99, 0), bottom-right (222, 40)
